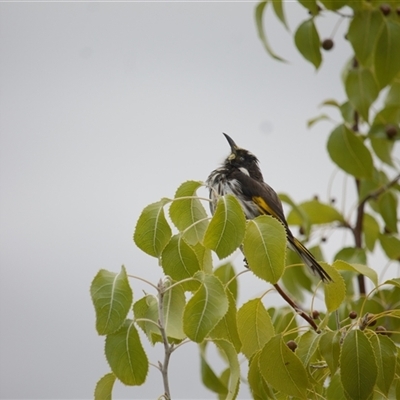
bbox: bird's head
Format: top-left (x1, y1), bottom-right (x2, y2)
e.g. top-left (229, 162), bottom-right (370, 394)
top-left (222, 133), bottom-right (263, 180)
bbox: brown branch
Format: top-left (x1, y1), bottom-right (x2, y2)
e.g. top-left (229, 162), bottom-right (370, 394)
top-left (353, 172), bottom-right (400, 295)
top-left (354, 178), bottom-right (366, 295)
top-left (360, 172), bottom-right (400, 205)
top-left (273, 283), bottom-right (320, 332)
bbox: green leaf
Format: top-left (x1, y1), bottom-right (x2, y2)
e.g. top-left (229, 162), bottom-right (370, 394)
top-left (319, 330), bottom-right (341, 375)
top-left (334, 247), bottom-right (367, 265)
top-left (373, 104), bottom-right (400, 127)
top-left (259, 335), bottom-right (309, 398)
top-left (271, 0), bottom-right (288, 29)
top-left (322, 262), bottom-right (346, 312)
top-left (161, 235), bottom-right (200, 291)
top-left (243, 215), bottom-right (286, 284)
top-left (327, 370), bottom-right (347, 400)
top-left (286, 199), bottom-right (344, 225)
top-left (91, 266), bottom-right (133, 335)
top-left (347, 9), bottom-right (384, 66)
top-left (169, 180), bottom-right (208, 245)
top-left (133, 295), bottom-right (161, 344)
top-left (319, 0), bottom-right (347, 10)
top-left (383, 277), bottom-right (400, 288)
top-left (370, 137), bottom-right (395, 167)
top-left (363, 213), bottom-right (380, 251)
top-left (163, 281), bottom-right (186, 341)
top-left (378, 190), bottom-right (398, 233)
top-left (369, 333), bottom-right (397, 396)
top-left (327, 124), bottom-right (374, 179)
top-left (200, 343), bottom-right (228, 395)
top-left (193, 242), bottom-right (213, 274)
top-left (214, 339), bottom-right (240, 400)
top-left (269, 307), bottom-right (298, 342)
top-left (248, 352), bottom-right (273, 400)
top-left (374, 20), bottom-right (400, 88)
top-left (183, 272), bottom-right (229, 342)
top-left (379, 233), bottom-right (400, 260)
top-left (214, 262), bottom-right (238, 301)
top-left (294, 18), bottom-right (322, 69)
top-left (218, 369), bottom-right (232, 400)
top-left (282, 249), bottom-right (313, 302)
top-left (297, 0), bottom-right (319, 15)
top-left (210, 289), bottom-right (242, 352)
top-left (133, 199), bottom-right (171, 258)
top-left (307, 113), bottom-right (333, 128)
top-left (296, 330), bottom-right (321, 366)
top-left (385, 79), bottom-right (400, 107)
top-left (340, 330), bottom-right (377, 400)
top-left (340, 101), bottom-right (355, 125)
top-left (255, 1), bottom-right (286, 61)
top-left (94, 373), bottom-right (116, 400)
top-left (280, 192), bottom-right (311, 237)
top-left (105, 320), bottom-right (148, 386)
top-left (237, 298), bottom-right (275, 359)
top-left (203, 194), bottom-right (246, 259)
top-left (345, 67), bottom-right (379, 121)
top-left (334, 259), bottom-right (378, 287)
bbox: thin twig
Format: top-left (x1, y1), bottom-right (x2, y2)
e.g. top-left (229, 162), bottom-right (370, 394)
top-left (157, 279), bottom-right (173, 400)
top-left (273, 283), bottom-right (320, 332)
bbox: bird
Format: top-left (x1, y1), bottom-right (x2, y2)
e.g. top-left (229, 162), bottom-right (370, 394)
top-left (206, 133), bottom-right (332, 282)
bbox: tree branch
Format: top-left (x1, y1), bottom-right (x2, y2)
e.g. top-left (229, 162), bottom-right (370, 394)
top-left (353, 172), bottom-right (400, 295)
top-left (354, 178), bottom-right (366, 295)
top-left (273, 283), bottom-right (320, 332)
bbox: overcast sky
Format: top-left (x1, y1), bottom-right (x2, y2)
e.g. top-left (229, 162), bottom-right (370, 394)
top-left (1, 2), bottom-right (394, 400)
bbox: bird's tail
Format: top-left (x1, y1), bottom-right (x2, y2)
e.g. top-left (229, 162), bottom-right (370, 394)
top-left (288, 237), bottom-right (332, 282)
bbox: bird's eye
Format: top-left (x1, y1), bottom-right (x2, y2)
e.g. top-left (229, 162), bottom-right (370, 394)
top-left (239, 156), bottom-right (245, 162)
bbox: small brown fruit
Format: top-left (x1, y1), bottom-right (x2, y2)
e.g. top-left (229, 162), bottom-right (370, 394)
top-left (349, 311), bottom-right (357, 319)
top-left (376, 326), bottom-right (388, 335)
top-left (380, 4), bottom-right (391, 15)
top-left (384, 226), bottom-right (392, 234)
top-left (385, 124), bottom-right (398, 139)
top-left (286, 340), bottom-right (297, 352)
top-left (367, 315), bottom-right (377, 327)
top-left (312, 310), bottom-right (320, 319)
top-left (322, 39), bottom-right (334, 51)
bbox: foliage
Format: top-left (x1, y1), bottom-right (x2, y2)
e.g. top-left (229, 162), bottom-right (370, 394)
top-left (91, 1), bottom-right (400, 399)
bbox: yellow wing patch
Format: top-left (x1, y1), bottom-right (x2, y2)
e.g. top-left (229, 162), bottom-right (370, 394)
top-left (252, 196), bottom-right (278, 219)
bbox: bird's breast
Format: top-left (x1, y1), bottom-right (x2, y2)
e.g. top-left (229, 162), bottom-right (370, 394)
top-left (206, 168), bottom-right (261, 218)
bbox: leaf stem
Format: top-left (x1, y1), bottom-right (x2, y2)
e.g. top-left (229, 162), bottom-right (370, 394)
top-left (163, 277), bottom-right (196, 293)
top-left (157, 279), bottom-right (173, 400)
top-left (172, 195), bottom-right (212, 203)
top-left (134, 318), bottom-right (161, 329)
top-left (127, 274), bottom-right (159, 291)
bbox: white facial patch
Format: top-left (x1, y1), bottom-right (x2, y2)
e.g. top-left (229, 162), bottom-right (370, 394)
top-left (239, 167), bottom-right (250, 176)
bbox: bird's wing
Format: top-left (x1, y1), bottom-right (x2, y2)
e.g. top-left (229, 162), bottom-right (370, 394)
top-left (232, 171), bottom-right (289, 229)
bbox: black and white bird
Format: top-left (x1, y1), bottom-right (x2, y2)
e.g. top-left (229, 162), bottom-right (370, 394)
top-left (206, 133), bottom-right (332, 282)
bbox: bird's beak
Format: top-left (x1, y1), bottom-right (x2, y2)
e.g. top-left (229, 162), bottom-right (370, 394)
top-left (223, 133), bottom-right (239, 154)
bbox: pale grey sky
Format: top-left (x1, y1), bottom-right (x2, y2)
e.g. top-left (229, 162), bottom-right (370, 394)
top-left (1, 2), bottom-right (389, 399)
